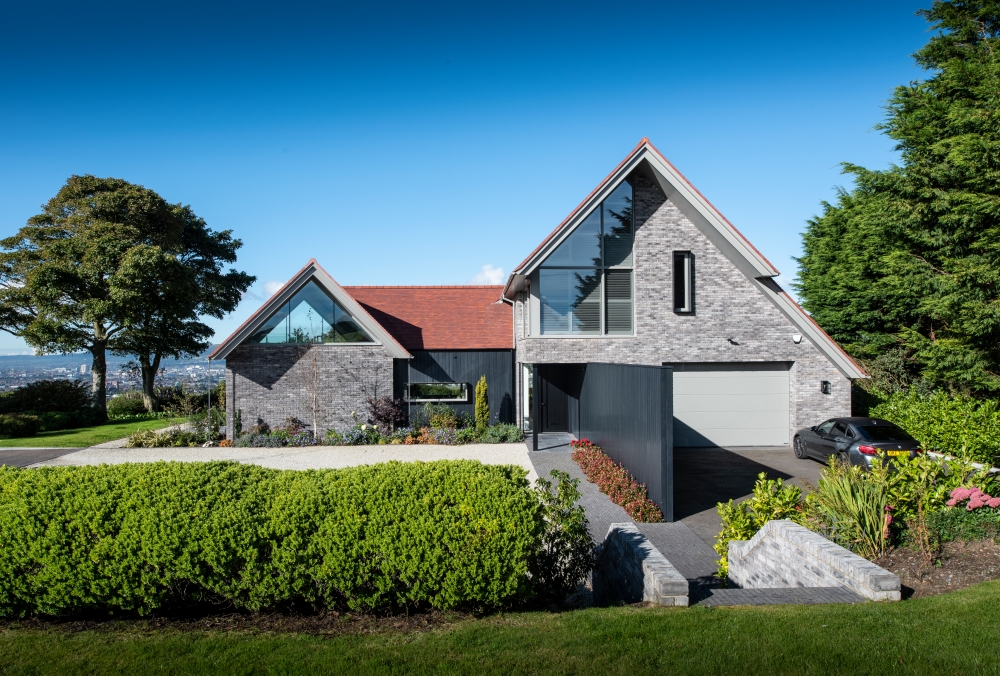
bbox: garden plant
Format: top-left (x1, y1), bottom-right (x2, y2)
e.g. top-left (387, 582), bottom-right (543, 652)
top-left (570, 439), bottom-right (662, 522)
top-left (0, 460), bottom-right (592, 617)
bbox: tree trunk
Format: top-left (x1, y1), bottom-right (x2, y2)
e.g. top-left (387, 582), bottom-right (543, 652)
top-left (140, 355), bottom-right (162, 412)
top-left (90, 340), bottom-right (107, 415)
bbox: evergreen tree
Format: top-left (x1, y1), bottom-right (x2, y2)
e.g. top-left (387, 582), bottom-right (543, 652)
top-left (475, 376), bottom-right (489, 430)
top-left (796, 1), bottom-right (1000, 393)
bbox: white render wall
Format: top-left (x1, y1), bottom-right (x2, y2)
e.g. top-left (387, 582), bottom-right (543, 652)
top-left (514, 175), bottom-right (852, 443)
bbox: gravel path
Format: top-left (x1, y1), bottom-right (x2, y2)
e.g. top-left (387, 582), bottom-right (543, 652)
top-left (31, 443), bottom-right (536, 480)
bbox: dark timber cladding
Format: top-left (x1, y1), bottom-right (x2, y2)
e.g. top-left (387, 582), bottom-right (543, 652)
top-left (401, 350), bottom-right (515, 423)
top-left (532, 362), bottom-right (674, 520)
top-left (578, 363), bottom-right (674, 521)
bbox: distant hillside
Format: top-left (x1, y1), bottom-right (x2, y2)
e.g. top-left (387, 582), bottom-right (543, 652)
top-left (0, 346), bottom-right (224, 372)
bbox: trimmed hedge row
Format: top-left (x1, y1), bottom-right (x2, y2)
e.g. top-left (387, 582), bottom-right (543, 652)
top-left (869, 389), bottom-right (1000, 466)
top-left (0, 460), bottom-right (542, 617)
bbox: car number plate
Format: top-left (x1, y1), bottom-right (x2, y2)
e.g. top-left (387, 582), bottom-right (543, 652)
top-left (887, 450), bottom-right (909, 457)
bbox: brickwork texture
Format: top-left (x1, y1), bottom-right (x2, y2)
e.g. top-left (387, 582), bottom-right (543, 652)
top-left (592, 523), bottom-right (689, 607)
top-left (226, 344), bottom-right (394, 436)
top-left (728, 519), bottom-right (901, 601)
top-left (514, 175), bottom-right (852, 439)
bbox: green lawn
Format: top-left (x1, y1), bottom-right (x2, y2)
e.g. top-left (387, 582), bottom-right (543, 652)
top-left (0, 417), bottom-right (184, 448)
top-left (2, 581), bottom-right (999, 675)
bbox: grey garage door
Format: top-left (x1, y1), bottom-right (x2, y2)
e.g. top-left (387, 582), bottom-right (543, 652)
top-left (670, 362), bottom-right (790, 447)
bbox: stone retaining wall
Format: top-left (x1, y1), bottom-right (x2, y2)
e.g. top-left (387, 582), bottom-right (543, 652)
top-left (592, 523), bottom-right (688, 607)
top-left (728, 520), bottom-right (900, 601)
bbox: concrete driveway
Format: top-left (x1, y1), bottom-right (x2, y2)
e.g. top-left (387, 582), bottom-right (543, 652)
top-left (674, 446), bottom-right (824, 545)
top-left (0, 447), bottom-right (76, 468)
top-left (30, 443), bottom-right (537, 481)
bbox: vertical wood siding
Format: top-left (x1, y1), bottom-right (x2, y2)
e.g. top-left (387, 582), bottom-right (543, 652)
top-left (579, 363), bottom-right (674, 520)
top-left (406, 350), bottom-right (515, 423)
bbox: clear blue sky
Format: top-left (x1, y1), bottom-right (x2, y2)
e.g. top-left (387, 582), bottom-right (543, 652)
top-left (0, 1), bottom-right (929, 354)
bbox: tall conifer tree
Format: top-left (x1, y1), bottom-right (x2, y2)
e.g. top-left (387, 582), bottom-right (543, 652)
top-left (797, 1), bottom-right (1000, 393)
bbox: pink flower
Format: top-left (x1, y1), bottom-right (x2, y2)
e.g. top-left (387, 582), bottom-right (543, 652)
top-left (988, 497), bottom-right (1000, 509)
top-left (951, 487), bottom-right (973, 501)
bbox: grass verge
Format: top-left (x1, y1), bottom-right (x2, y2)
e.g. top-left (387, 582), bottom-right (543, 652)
top-left (1, 580), bottom-right (998, 675)
top-left (0, 417), bottom-right (184, 448)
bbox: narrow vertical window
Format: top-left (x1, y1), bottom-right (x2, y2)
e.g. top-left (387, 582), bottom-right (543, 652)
top-left (673, 251), bottom-right (694, 313)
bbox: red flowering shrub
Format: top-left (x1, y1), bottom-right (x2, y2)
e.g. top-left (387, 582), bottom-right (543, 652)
top-left (570, 438), bottom-right (663, 522)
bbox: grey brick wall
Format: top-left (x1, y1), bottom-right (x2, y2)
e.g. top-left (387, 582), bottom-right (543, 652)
top-left (728, 520), bottom-right (901, 601)
top-left (226, 343), bottom-right (394, 437)
top-left (514, 175), bottom-right (852, 440)
top-left (592, 523), bottom-right (689, 607)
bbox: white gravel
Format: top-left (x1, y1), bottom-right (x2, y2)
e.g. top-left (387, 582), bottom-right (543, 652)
top-left (33, 443), bottom-right (537, 482)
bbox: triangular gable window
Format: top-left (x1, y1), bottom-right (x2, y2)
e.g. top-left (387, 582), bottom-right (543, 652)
top-left (248, 279), bottom-right (374, 344)
top-left (539, 179), bottom-right (633, 335)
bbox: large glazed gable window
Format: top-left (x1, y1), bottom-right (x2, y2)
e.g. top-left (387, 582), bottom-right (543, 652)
top-left (539, 179), bottom-right (633, 335)
top-left (249, 279), bottom-right (374, 344)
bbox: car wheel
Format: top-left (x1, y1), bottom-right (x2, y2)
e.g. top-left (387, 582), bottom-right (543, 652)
top-left (837, 451), bottom-right (851, 466)
top-left (793, 436), bottom-right (807, 459)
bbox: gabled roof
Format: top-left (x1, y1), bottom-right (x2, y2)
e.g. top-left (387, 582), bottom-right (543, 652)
top-left (209, 259), bottom-right (411, 360)
top-left (504, 138), bottom-right (867, 380)
top-left (344, 286), bottom-right (512, 350)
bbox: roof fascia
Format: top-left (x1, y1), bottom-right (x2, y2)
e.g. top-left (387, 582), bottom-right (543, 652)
top-left (210, 261), bottom-right (411, 360)
top-left (753, 278), bottom-right (867, 380)
top-left (641, 152), bottom-right (779, 279)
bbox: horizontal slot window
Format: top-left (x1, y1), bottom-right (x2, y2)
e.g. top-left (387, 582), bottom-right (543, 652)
top-left (407, 382), bottom-right (468, 402)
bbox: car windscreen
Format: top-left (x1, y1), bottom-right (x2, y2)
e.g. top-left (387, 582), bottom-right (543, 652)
top-left (858, 425), bottom-right (915, 442)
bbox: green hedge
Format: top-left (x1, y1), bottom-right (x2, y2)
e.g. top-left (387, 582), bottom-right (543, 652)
top-left (0, 461), bottom-right (542, 617)
top-left (869, 389), bottom-right (1000, 466)
top-left (0, 414), bottom-right (40, 438)
top-left (927, 507), bottom-right (1000, 543)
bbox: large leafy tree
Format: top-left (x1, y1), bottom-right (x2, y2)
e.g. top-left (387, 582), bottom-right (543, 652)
top-left (0, 176), bottom-right (254, 412)
top-left (796, 1), bottom-right (1000, 394)
top-left (110, 206), bottom-right (254, 411)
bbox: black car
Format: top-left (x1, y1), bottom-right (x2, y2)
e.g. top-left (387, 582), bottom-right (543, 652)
top-left (793, 417), bottom-right (922, 468)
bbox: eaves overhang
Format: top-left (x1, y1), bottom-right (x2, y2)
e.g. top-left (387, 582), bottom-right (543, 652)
top-left (209, 259), bottom-right (411, 361)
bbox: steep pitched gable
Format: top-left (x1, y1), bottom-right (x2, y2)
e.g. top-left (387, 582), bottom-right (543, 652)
top-left (506, 138), bottom-right (866, 380)
top-left (209, 259), bottom-right (411, 360)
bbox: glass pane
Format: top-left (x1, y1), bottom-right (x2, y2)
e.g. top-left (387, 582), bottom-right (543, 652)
top-left (540, 268), bottom-right (601, 335)
top-left (409, 382), bottom-right (468, 401)
top-left (248, 279), bottom-right (373, 344)
top-left (330, 303), bottom-right (373, 343)
top-left (248, 306), bottom-right (289, 343)
top-left (603, 180), bottom-right (633, 267)
top-left (287, 281), bottom-right (334, 342)
top-left (605, 269), bottom-right (632, 335)
top-left (543, 208), bottom-right (601, 267)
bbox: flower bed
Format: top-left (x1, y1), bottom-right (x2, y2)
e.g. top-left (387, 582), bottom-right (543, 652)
top-left (569, 439), bottom-right (662, 522)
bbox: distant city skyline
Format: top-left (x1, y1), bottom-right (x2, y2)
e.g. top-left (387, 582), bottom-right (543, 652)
top-left (1, 1), bottom-right (929, 353)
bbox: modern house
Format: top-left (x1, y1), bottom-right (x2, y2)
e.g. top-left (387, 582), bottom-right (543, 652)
top-left (211, 138), bottom-right (864, 452)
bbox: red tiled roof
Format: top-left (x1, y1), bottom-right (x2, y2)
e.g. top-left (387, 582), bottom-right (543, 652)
top-left (343, 286), bottom-right (513, 351)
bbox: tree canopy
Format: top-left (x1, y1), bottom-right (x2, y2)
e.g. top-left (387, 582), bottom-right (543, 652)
top-left (0, 175), bottom-right (254, 411)
top-left (795, 1), bottom-right (1000, 394)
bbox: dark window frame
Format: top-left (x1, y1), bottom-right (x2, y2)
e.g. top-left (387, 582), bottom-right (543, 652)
top-left (406, 382), bottom-right (469, 403)
top-left (673, 251), bottom-right (695, 314)
top-left (539, 178), bottom-right (635, 336)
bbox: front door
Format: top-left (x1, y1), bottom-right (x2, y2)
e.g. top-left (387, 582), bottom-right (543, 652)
top-left (542, 376), bottom-right (569, 432)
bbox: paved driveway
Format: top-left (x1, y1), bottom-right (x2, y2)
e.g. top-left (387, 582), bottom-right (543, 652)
top-left (0, 447), bottom-right (76, 468)
top-left (674, 446), bottom-right (824, 545)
